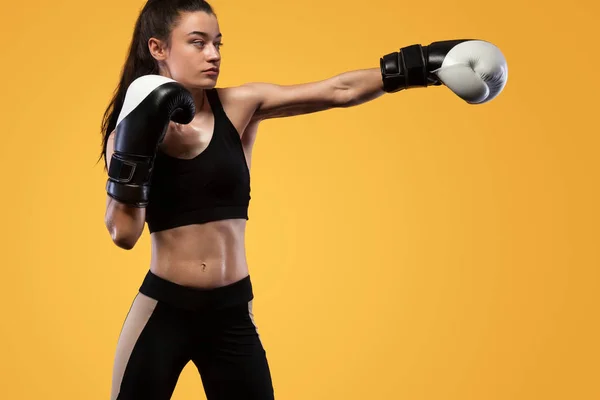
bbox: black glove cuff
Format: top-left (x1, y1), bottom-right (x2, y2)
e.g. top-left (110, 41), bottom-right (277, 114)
top-left (380, 44), bottom-right (428, 92)
top-left (380, 52), bottom-right (404, 93)
top-left (106, 152), bottom-right (153, 207)
top-left (106, 180), bottom-right (150, 207)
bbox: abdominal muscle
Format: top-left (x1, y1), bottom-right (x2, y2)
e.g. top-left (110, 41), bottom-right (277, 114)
top-left (149, 219), bottom-right (249, 289)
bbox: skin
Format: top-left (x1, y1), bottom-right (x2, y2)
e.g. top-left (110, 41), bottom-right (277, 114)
top-left (105, 11), bottom-right (387, 289)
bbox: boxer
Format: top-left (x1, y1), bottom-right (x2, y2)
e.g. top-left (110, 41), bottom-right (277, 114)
top-left (100, 1), bottom-right (508, 399)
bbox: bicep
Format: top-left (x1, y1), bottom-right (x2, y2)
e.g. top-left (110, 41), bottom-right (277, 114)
top-left (246, 79), bottom-right (342, 121)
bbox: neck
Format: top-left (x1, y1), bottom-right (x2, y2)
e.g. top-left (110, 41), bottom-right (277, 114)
top-left (190, 88), bottom-right (206, 114)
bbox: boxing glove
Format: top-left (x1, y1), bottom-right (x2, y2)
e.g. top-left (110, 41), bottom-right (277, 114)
top-left (380, 39), bottom-right (508, 104)
top-left (106, 75), bottom-right (195, 207)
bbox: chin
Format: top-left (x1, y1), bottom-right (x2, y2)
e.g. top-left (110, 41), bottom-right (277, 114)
top-left (192, 76), bottom-right (218, 90)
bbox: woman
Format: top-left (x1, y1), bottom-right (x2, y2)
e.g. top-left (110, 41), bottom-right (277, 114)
top-left (100, 1), bottom-right (507, 399)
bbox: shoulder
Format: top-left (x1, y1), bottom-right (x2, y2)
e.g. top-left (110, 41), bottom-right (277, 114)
top-left (214, 84), bottom-right (262, 107)
top-left (214, 85), bottom-right (265, 125)
top-left (210, 86), bottom-right (263, 135)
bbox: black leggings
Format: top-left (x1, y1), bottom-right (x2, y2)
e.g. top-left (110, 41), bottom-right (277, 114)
top-left (111, 271), bottom-right (275, 400)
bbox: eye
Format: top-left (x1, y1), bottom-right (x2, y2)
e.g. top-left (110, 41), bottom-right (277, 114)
top-left (214, 42), bottom-right (224, 50)
top-left (192, 40), bottom-right (206, 48)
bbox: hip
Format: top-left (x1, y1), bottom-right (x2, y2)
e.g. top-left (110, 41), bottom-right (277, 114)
top-left (138, 269), bottom-right (254, 312)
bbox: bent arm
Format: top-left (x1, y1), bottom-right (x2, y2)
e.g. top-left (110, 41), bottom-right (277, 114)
top-left (104, 132), bottom-right (146, 250)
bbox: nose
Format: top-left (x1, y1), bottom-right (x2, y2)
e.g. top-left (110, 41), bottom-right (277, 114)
top-left (206, 44), bottom-right (221, 62)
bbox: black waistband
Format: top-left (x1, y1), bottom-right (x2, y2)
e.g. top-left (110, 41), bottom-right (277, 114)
top-left (139, 270), bottom-right (253, 311)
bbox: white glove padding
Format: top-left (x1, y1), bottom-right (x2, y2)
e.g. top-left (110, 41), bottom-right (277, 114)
top-left (432, 40), bottom-right (508, 104)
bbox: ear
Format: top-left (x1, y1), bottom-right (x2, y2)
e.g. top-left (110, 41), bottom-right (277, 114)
top-left (148, 37), bottom-right (168, 61)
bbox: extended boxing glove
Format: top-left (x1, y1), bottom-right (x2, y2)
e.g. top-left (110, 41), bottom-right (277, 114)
top-left (106, 75), bottom-right (195, 207)
top-left (380, 39), bottom-right (508, 104)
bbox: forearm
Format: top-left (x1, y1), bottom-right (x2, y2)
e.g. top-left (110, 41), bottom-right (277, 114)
top-left (334, 68), bottom-right (386, 107)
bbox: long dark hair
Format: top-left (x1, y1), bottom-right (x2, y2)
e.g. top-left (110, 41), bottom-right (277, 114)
top-left (99, 0), bottom-right (216, 169)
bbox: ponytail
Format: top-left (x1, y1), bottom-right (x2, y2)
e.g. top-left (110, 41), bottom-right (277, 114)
top-left (98, 0), bottom-right (215, 169)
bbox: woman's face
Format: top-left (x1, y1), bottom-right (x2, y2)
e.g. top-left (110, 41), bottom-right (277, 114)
top-left (150, 11), bottom-right (223, 89)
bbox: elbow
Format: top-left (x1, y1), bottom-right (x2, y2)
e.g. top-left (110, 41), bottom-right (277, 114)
top-left (334, 88), bottom-right (359, 108)
top-left (105, 219), bottom-right (142, 250)
top-left (104, 198), bottom-right (145, 250)
top-left (112, 234), bottom-right (138, 250)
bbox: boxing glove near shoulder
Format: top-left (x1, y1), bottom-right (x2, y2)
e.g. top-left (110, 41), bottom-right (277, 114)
top-left (106, 75), bottom-right (195, 207)
top-left (380, 39), bottom-right (508, 104)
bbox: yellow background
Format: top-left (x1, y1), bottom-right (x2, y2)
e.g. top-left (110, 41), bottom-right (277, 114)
top-left (0, 0), bottom-right (598, 399)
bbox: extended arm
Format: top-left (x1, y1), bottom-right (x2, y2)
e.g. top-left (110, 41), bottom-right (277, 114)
top-left (236, 39), bottom-right (507, 122)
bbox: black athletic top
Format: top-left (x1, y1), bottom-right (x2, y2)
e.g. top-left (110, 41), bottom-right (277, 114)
top-left (145, 89), bottom-right (251, 233)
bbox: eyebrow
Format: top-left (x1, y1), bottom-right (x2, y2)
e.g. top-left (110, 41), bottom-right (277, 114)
top-left (187, 31), bottom-right (222, 39)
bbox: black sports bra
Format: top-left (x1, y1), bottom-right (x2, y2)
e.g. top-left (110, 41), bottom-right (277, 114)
top-left (145, 89), bottom-right (251, 233)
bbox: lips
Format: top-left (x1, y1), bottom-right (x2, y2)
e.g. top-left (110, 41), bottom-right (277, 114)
top-left (203, 68), bottom-right (219, 73)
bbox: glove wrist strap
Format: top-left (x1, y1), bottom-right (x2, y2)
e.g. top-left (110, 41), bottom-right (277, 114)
top-left (108, 152), bottom-right (153, 184)
top-left (380, 44), bottom-right (429, 92)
